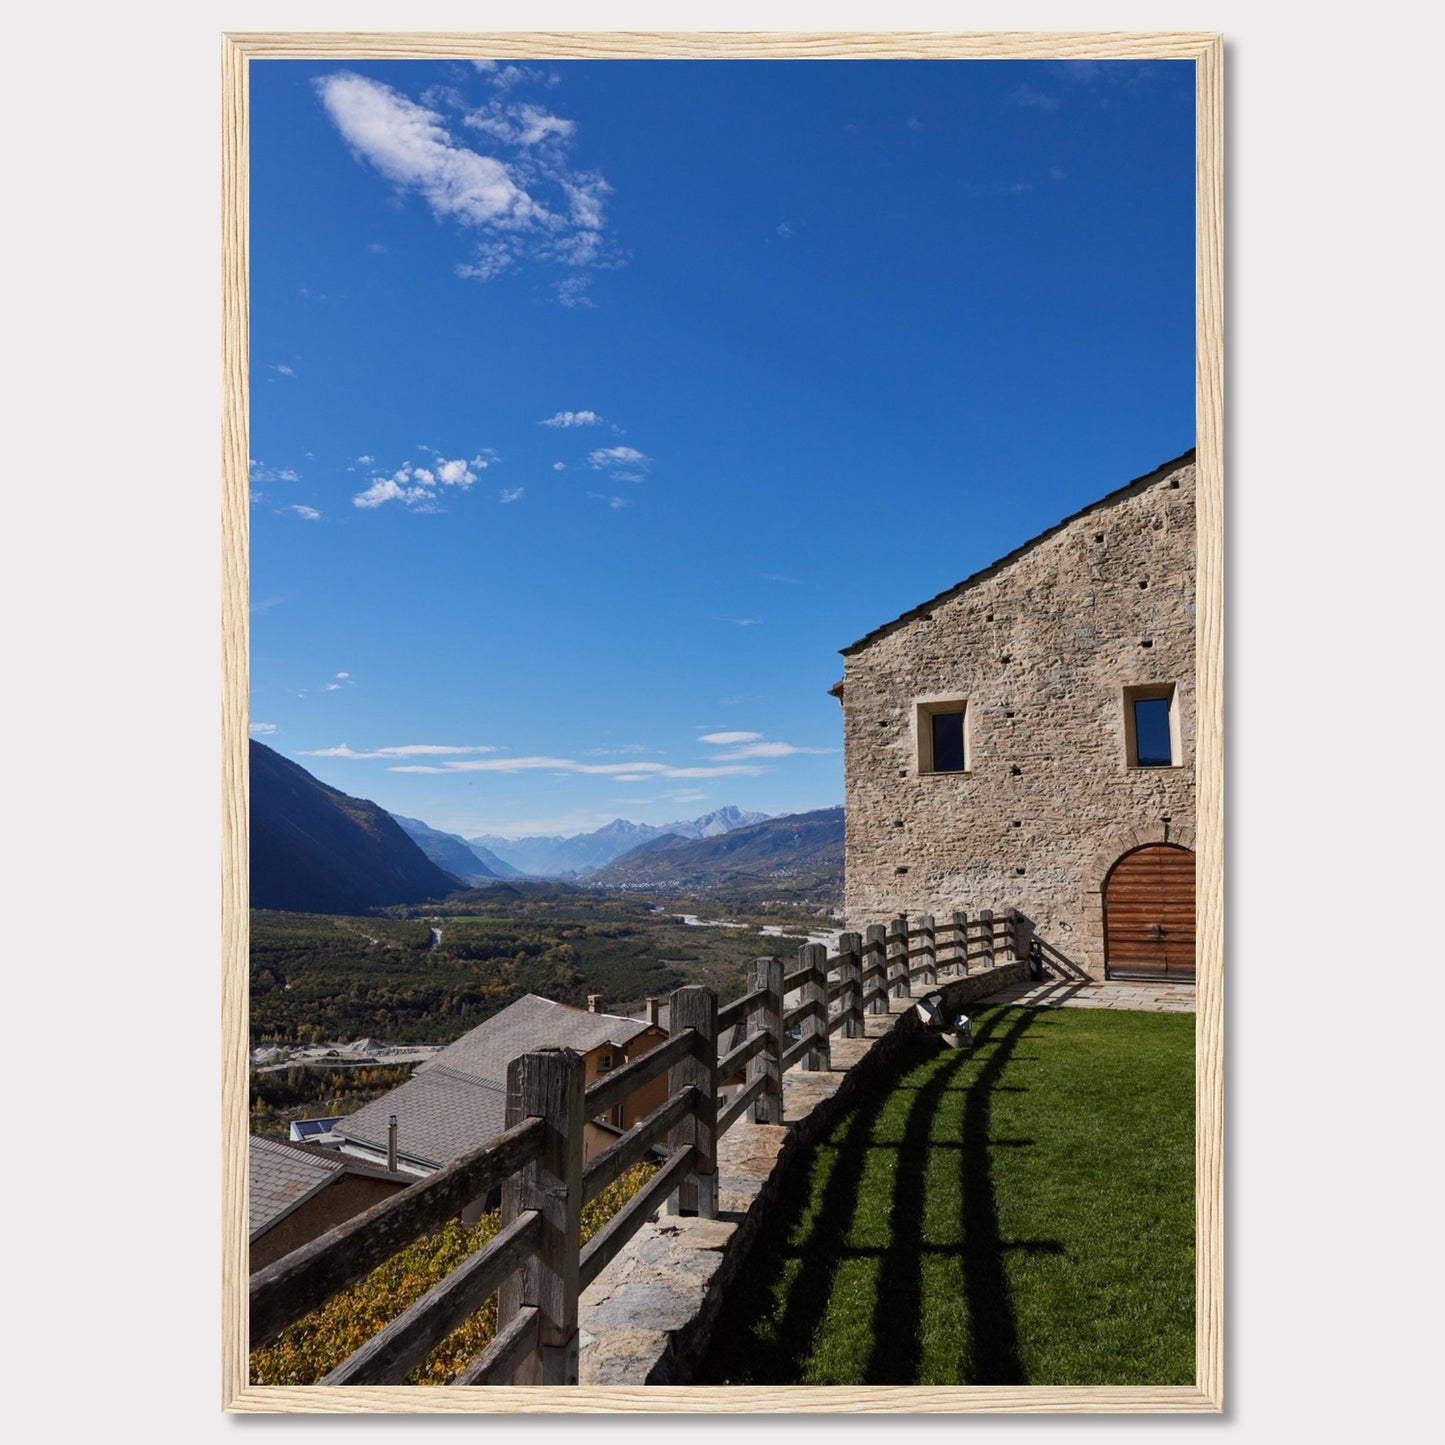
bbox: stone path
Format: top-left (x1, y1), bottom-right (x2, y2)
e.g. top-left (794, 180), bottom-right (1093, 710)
top-left (984, 976), bottom-right (1196, 1012)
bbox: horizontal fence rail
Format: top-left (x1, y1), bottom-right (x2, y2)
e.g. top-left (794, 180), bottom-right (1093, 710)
top-left (250, 907), bottom-right (1021, 1386)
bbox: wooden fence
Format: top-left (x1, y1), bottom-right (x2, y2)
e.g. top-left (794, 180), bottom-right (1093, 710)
top-left (248, 909), bottom-right (1019, 1386)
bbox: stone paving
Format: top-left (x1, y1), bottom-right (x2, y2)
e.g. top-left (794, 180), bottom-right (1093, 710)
top-left (984, 975), bottom-right (1196, 1012)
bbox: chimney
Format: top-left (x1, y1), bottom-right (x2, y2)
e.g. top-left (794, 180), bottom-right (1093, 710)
top-left (588, 994), bottom-right (604, 1014)
top-left (387, 1114), bottom-right (398, 1174)
top-left (645, 997), bottom-right (659, 1026)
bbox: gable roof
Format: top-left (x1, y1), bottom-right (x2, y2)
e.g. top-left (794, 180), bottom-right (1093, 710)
top-left (333, 994), bottom-right (657, 1170)
top-left (248, 1135), bottom-right (410, 1239)
top-left (839, 448), bottom-right (1195, 657)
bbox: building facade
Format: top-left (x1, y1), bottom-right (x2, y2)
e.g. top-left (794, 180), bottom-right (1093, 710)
top-left (835, 450), bottom-right (1197, 981)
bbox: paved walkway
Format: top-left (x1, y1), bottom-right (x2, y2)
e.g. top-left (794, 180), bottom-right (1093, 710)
top-left (984, 975), bottom-right (1196, 1012)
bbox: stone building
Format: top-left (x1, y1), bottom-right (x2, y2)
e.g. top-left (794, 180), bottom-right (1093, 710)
top-left (833, 449), bottom-right (1196, 981)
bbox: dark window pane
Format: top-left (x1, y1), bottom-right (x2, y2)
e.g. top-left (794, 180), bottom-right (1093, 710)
top-left (931, 710), bottom-right (965, 771)
top-left (1134, 697), bottom-right (1172, 766)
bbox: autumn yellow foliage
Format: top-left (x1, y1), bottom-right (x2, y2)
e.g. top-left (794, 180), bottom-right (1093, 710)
top-left (251, 1161), bottom-right (657, 1385)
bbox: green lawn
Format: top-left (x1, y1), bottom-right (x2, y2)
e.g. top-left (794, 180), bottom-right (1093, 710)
top-left (696, 1004), bottom-right (1195, 1386)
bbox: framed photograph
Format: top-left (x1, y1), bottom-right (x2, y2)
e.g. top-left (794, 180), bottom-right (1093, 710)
top-left (223, 29), bottom-right (1222, 1413)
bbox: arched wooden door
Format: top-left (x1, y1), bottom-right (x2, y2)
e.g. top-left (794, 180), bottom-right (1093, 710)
top-left (1103, 844), bottom-right (1195, 980)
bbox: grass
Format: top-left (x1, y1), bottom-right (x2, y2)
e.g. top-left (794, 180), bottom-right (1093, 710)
top-left (696, 1004), bottom-right (1194, 1386)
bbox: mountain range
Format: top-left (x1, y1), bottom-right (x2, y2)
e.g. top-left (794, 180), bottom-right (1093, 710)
top-left (390, 815), bottom-right (521, 884)
top-left (250, 740), bottom-right (837, 913)
top-left (250, 741), bottom-right (463, 914)
top-left (585, 807), bottom-right (845, 906)
top-left (467, 807), bottom-right (772, 878)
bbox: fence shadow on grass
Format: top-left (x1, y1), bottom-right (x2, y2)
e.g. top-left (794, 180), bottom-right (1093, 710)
top-left (694, 1006), bottom-right (1065, 1386)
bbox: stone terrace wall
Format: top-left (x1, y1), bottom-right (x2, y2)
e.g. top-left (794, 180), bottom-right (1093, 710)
top-left (838, 455), bottom-right (1196, 978)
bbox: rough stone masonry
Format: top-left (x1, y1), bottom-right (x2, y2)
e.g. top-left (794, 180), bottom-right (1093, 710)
top-left (834, 450), bottom-right (1196, 978)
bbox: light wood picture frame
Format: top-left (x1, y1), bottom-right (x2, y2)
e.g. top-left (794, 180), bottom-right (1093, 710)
top-left (222, 29), bottom-right (1222, 1414)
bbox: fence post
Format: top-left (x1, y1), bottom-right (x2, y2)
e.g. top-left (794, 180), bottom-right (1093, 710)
top-left (1005, 907), bottom-right (1020, 961)
top-left (666, 986), bottom-right (718, 1218)
top-left (887, 914), bottom-right (910, 998)
top-left (979, 908), bottom-right (995, 969)
top-left (837, 931), bottom-right (863, 1038)
top-left (917, 914), bottom-right (937, 987)
top-left (748, 956), bottom-right (783, 1124)
top-left (498, 1047), bottom-right (585, 1385)
top-left (799, 943), bottom-right (830, 1070)
top-left (864, 923), bottom-right (888, 1014)
top-left (951, 910), bottom-right (969, 976)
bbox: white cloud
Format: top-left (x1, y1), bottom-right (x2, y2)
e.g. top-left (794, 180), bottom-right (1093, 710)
top-left (467, 100), bottom-right (576, 149)
top-left (776, 221), bottom-right (795, 238)
top-left (499, 487), bottom-right (524, 503)
top-left (249, 459), bottom-right (301, 484)
top-left (249, 722), bottom-right (277, 736)
top-left (587, 492), bottom-right (629, 509)
top-left (301, 743), bottom-right (498, 760)
top-left (325, 683), bottom-right (342, 691)
top-left (540, 410), bottom-right (601, 428)
top-left (709, 741), bottom-right (837, 761)
top-left (336, 673), bottom-right (350, 679)
top-left (552, 461), bottom-right (566, 471)
top-left (352, 453), bottom-right (489, 509)
top-left (284, 504), bottom-right (321, 520)
top-left (272, 363), bottom-right (296, 376)
top-left (389, 755), bottom-right (763, 780)
top-left (699, 731), bottom-right (762, 745)
top-left (555, 275), bottom-right (596, 308)
top-left (316, 70), bottom-right (614, 293)
top-left (317, 72), bottom-right (546, 230)
top-left (588, 446), bottom-right (651, 477)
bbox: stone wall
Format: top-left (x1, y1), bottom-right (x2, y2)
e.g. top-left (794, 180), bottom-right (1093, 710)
top-left (837, 453), bottom-right (1196, 978)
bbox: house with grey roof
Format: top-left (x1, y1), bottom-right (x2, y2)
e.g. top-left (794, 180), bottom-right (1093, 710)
top-left (248, 1134), bottom-right (412, 1273)
top-left (325, 994), bottom-right (670, 1218)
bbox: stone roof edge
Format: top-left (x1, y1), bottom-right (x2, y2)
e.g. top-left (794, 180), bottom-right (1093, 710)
top-left (838, 447), bottom-right (1197, 658)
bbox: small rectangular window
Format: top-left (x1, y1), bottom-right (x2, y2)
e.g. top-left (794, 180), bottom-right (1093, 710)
top-left (597, 1053), bottom-right (613, 1072)
top-left (1133, 697), bottom-right (1172, 766)
top-left (931, 711), bottom-right (966, 772)
top-left (915, 697), bottom-right (969, 774)
top-left (1123, 684), bottom-right (1181, 769)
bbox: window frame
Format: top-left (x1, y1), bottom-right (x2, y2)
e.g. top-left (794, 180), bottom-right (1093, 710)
top-left (1123, 683), bottom-right (1183, 769)
top-left (914, 695), bottom-right (971, 776)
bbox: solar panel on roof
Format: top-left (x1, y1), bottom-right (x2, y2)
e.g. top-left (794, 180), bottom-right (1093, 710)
top-left (289, 1117), bottom-right (344, 1140)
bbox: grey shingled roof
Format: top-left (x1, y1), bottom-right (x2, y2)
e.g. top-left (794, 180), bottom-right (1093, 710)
top-left (333, 994), bottom-right (655, 1170)
top-left (248, 1135), bottom-right (410, 1239)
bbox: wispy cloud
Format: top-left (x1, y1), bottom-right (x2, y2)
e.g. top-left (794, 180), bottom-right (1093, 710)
top-left (587, 492), bottom-right (630, 509)
top-left (249, 459), bottom-right (301, 484)
top-left (352, 452), bottom-right (491, 510)
top-left (552, 461), bottom-right (567, 471)
top-left (541, 410), bottom-right (601, 427)
top-left (700, 732), bottom-right (836, 761)
top-left (588, 445), bottom-right (651, 482)
top-left (283, 504), bottom-right (321, 520)
top-left (249, 722), bottom-right (277, 736)
top-left (1010, 84), bottom-right (1059, 111)
top-left (499, 487), bottom-right (524, 503)
top-left (390, 755), bottom-right (763, 780)
top-left (315, 70), bottom-right (615, 297)
top-left (301, 743), bottom-right (499, 760)
top-left (271, 363), bottom-right (297, 377)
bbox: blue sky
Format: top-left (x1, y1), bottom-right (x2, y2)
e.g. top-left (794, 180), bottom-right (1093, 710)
top-left (248, 57), bottom-right (1195, 841)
